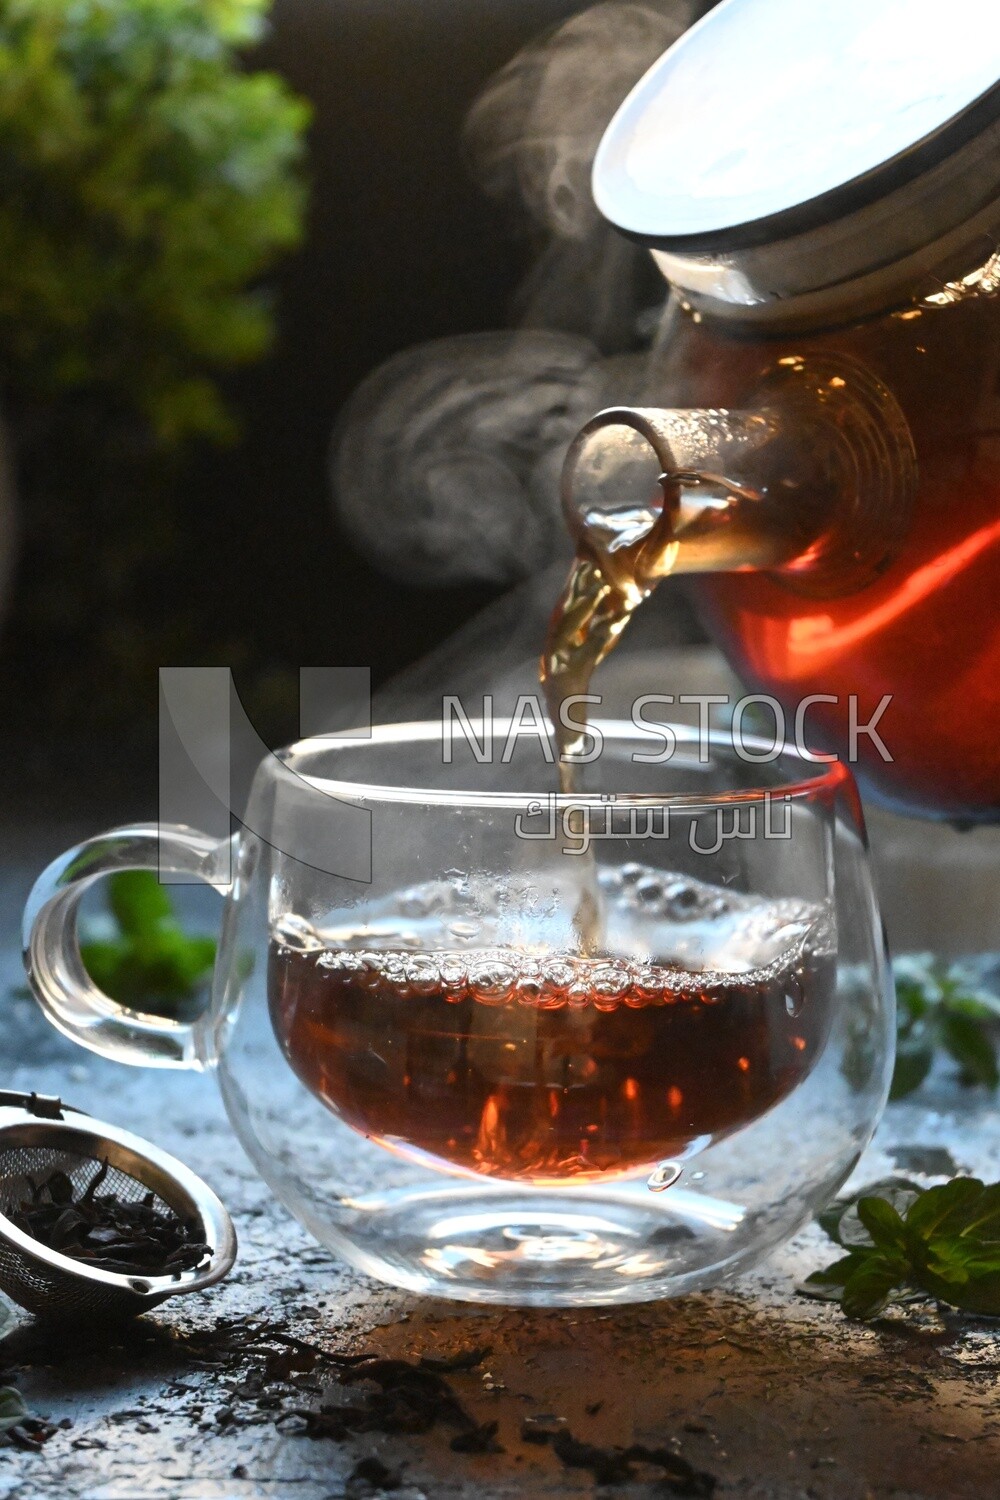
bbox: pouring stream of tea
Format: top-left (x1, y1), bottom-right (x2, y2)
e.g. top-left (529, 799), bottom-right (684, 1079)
top-left (540, 493), bottom-right (671, 953)
top-left (541, 487), bottom-right (689, 1194)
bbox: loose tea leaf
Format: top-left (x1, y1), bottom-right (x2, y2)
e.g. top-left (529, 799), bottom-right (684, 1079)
top-left (552, 1430), bottom-right (716, 1494)
top-left (6, 1163), bottom-right (209, 1278)
top-left (449, 1419), bottom-right (502, 1454)
top-left (804, 1176), bottom-right (1000, 1319)
top-left (347, 1456), bottom-right (404, 1492)
top-left (170, 1322), bottom-right (720, 1495)
top-left (286, 1349), bottom-right (491, 1443)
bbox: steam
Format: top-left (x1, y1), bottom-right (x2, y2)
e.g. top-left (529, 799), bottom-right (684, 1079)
top-left (334, 332), bottom-right (604, 587)
top-left (465, 0), bottom-right (689, 241)
top-left (464, 0), bottom-right (693, 342)
top-left (331, 0), bottom-right (698, 589)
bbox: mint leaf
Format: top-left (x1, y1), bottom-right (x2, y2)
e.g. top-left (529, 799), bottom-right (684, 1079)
top-left (818, 1177), bottom-right (921, 1248)
top-left (926, 1271), bottom-right (1000, 1316)
top-left (855, 1197), bottom-right (909, 1254)
top-left (940, 1013), bottom-right (1000, 1089)
top-left (816, 1202), bottom-right (850, 1248)
top-left (78, 939), bottom-right (130, 995)
top-left (0, 0), bottom-right (309, 446)
top-left (81, 872), bottom-right (215, 1016)
top-left (108, 870), bottom-right (173, 938)
top-left (802, 1251), bottom-right (869, 1290)
top-left (888, 1035), bottom-right (934, 1100)
top-left (888, 959), bottom-right (1000, 1099)
top-left (904, 1177), bottom-right (995, 1240)
top-left (808, 1176), bottom-right (1000, 1320)
top-left (840, 1258), bottom-right (906, 1321)
top-left (937, 977), bottom-right (1000, 1020)
top-left (895, 976), bottom-right (931, 1020)
top-left (923, 1237), bottom-right (997, 1284)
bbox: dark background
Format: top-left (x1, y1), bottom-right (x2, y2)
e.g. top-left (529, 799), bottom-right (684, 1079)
top-left (1, 0), bottom-right (716, 766)
top-left (189, 0), bottom-right (594, 695)
top-left (0, 0), bottom-right (587, 750)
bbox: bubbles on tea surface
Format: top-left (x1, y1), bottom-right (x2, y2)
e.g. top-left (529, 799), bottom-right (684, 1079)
top-left (317, 950), bottom-right (365, 975)
top-left (297, 862), bottom-right (833, 993)
top-left (439, 956), bottom-right (469, 991)
top-left (541, 957), bottom-right (576, 991)
top-left (404, 957), bottom-right (442, 994)
top-left (591, 963), bottom-right (631, 1009)
top-left (664, 881), bottom-right (707, 918)
top-left (288, 927), bottom-right (829, 1015)
top-left (600, 867), bottom-right (734, 928)
top-left (630, 966), bottom-right (666, 1005)
top-left (467, 956), bottom-right (519, 1005)
top-left (514, 967), bottom-right (544, 1006)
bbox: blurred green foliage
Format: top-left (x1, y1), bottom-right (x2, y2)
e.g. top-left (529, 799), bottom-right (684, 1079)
top-left (0, 0), bottom-right (309, 444)
top-left (890, 958), bottom-right (1000, 1100)
top-left (81, 869), bottom-right (216, 1014)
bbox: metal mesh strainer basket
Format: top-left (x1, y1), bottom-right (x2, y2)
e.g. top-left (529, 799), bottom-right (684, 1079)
top-left (0, 1091), bottom-right (236, 1320)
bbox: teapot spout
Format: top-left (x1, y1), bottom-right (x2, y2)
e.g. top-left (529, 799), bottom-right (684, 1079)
top-left (561, 356), bottom-right (917, 599)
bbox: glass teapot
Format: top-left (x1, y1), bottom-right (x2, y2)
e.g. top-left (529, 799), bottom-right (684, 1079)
top-left (562, 0), bottom-right (1000, 822)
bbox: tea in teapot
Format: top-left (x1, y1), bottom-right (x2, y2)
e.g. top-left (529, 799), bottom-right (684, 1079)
top-left (549, 0), bottom-right (1000, 823)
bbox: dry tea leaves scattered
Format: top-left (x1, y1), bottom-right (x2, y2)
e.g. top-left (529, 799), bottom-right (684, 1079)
top-left (283, 1350), bottom-right (502, 1453)
top-left (197, 1321), bottom-right (718, 1492)
top-left (552, 1429), bottom-right (716, 1494)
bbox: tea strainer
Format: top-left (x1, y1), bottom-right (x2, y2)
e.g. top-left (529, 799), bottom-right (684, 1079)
top-left (0, 1090), bottom-right (236, 1320)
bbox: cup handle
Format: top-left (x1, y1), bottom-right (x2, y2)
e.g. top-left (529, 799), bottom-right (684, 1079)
top-left (22, 823), bottom-right (228, 1070)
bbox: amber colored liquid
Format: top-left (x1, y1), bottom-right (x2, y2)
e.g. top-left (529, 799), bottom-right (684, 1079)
top-left (268, 915), bottom-right (833, 1183)
top-left (540, 542), bottom-right (658, 950)
top-left (541, 549), bottom-right (652, 796)
top-left (543, 284), bottom-right (1000, 821)
top-left (665, 291), bottom-right (1000, 821)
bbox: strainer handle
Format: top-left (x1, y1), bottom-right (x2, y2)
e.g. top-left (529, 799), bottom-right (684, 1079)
top-left (22, 823), bottom-right (228, 1070)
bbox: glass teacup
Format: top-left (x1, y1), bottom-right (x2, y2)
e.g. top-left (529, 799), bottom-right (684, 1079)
top-left (23, 720), bottom-right (893, 1306)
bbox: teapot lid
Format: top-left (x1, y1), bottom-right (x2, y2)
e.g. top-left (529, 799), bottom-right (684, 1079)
top-left (594, 0), bottom-right (1000, 321)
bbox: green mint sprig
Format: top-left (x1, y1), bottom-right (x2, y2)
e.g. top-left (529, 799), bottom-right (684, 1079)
top-left (81, 870), bottom-right (215, 1015)
top-left (804, 1176), bottom-right (1000, 1320)
top-left (890, 957), bottom-right (1000, 1100)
